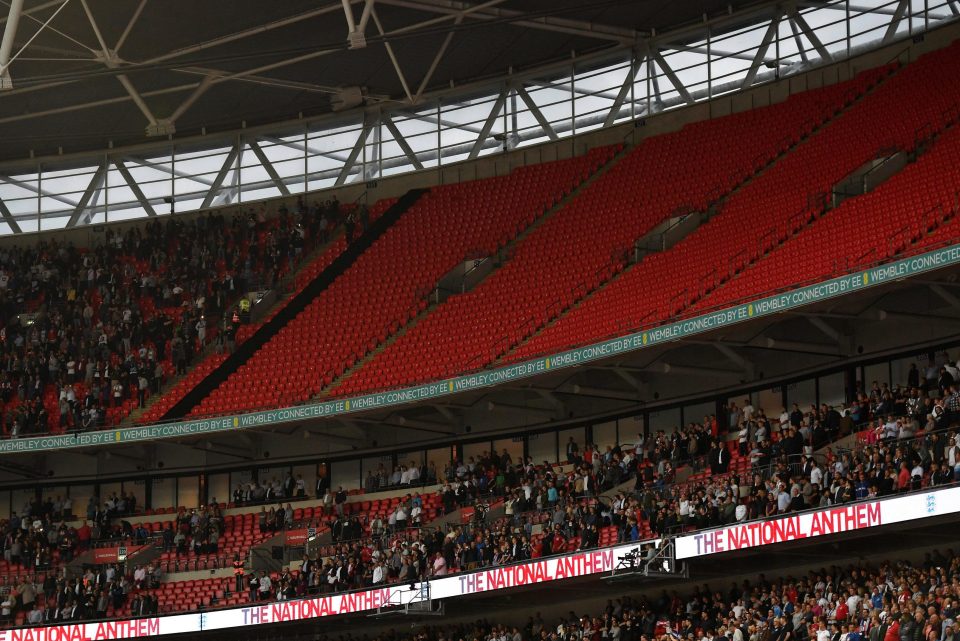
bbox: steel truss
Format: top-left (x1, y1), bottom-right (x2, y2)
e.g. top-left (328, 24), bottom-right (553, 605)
top-left (0, 0), bottom-right (956, 233)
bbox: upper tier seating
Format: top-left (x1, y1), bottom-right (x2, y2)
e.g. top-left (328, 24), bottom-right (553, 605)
top-left (508, 42), bottom-right (960, 362)
top-left (336, 68), bottom-right (886, 394)
top-left (136, 199), bottom-right (395, 424)
top-left (188, 150), bottom-right (616, 416)
top-left (0, 202), bottom-right (339, 436)
top-left (693, 121), bottom-right (960, 312)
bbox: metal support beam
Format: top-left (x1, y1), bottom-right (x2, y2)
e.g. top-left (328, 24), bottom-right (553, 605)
top-left (381, 114), bottom-right (424, 170)
top-left (414, 12), bottom-right (461, 102)
top-left (335, 123), bottom-right (373, 186)
top-left (0, 174), bottom-right (78, 209)
top-left (371, 7), bottom-right (413, 102)
top-left (111, 158), bottom-right (157, 217)
top-left (0, 0), bottom-right (24, 89)
top-left (0, 0), bottom-right (73, 84)
top-left (882, 0), bottom-right (911, 42)
top-left (760, 337), bottom-right (841, 356)
top-left (516, 86), bottom-right (558, 140)
top-left (341, 0), bottom-right (357, 33)
top-left (712, 344), bottom-right (754, 376)
top-left (650, 49), bottom-right (694, 105)
top-left (114, 0), bottom-right (147, 54)
top-left (167, 75), bottom-right (213, 124)
top-left (468, 88), bottom-right (507, 159)
top-left (486, 401), bottom-right (556, 417)
top-left (376, 0), bottom-right (635, 44)
top-left (0, 195), bottom-right (21, 233)
top-left (929, 284), bottom-right (960, 310)
top-left (806, 316), bottom-right (841, 341)
top-left (877, 310), bottom-right (960, 323)
top-left (199, 143), bottom-right (240, 209)
top-left (82, 0), bottom-right (159, 127)
top-left (118, 74), bottom-right (158, 126)
top-left (247, 139), bottom-right (292, 196)
top-left (660, 362), bottom-right (743, 378)
top-left (602, 54), bottom-right (643, 128)
top-left (358, 0), bottom-right (376, 32)
top-left (65, 161), bottom-right (107, 228)
top-left (612, 368), bottom-right (646, 393)
top-left (741, 12), bottom-right (782, 89)
top-left (791, 10), bottom-right (833, 62)
top-left (259, 135), bottom-right (349, 164)
top-left (564, 384), bottom-right (640, 402)
top-left (948, 0), bottom-right (960, 17)
top-left (787, 17), bottom-right (810, 64)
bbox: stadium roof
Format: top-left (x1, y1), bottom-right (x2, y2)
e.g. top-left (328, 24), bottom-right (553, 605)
top-left (0, 0), bottom-right (773, 162)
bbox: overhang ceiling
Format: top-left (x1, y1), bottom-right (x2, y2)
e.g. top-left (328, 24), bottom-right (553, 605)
top-left (0, 0), bottom-right (773, 162)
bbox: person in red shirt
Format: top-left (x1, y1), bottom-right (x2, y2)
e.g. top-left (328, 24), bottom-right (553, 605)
top-left (898, 462), bottom-right (911, 491)
top-left (835, 600), bottom-right (849, 622)
top-left (884, 615), bottom-right (901, 641)
top-left (76, 520), bottom-right (92, 552)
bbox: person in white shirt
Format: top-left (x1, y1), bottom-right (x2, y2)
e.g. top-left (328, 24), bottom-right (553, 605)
top-left (257, 572), bottom-right (272, 600)
top-left (432, 552), bottom-right (448, 577)
top-left (407, 464), bottom-right (420, 484)
top-left (134, 565), bottom-right (146, 588)
top-left (372, 561), bottom-right (385, 584)
top-left (810, 462), bottom-right (823, 487)
top-left (742, 399), bottom-right (755, 422)
top-left (399, 466), bottom-right (411, 485)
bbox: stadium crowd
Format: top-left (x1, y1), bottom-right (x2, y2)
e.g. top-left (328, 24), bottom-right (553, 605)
top-left (1, 355), bottom-right (960, 622)
top-left (0, 196), bottom-right (348, 437)
top-left (312, 548), bottom-right (960, 641)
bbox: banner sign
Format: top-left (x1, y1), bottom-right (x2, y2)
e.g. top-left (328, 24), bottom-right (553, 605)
top-left (92, 545), bottom-right (147, 565)
top-left (4, 486), bottom-right (960, 640)
top-left (2, 244), bottom-right (959, 455)
top-left (675, 486), bottom-right (960, 559)
top-left (283, 529), bottom-right (313, 546)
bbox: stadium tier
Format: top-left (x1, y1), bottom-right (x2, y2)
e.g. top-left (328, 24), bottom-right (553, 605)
top-left (3, 9), bottom-right (960, 641)
top-left (0, 201), bottom-right (351, 436)
top-left (186, 148), bottom-right (615, 416)
top-left (333, 70), bottom-right (874, 395)
top-left (508, 42), bottom-right (960, 364)
top-left (130, 42), bottom-right (958, 415)
top-left (3, 381), bottom-right (958, 626)
top-left (135, 199), bottom-right (396, 425)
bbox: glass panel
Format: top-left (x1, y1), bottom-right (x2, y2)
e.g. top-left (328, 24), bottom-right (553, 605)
top-left (648, 408), bottom-right (680, 434)
top-left (492, 437), bottom-right (522, 467)
top-left (362, 456), bottom-right (392, 491)
top-left (151, 478), bottom-right (175, 511)
top-left (863, 362), bottom-right (889, 389)
top-left (331, 459), bottom-right (361, 491)
top-left (592, 420), bottom-right (618, 450)
top-left (558, 427), bottom-right (586, 462)
top-left (292, 464), bottom-right (316, 498)
top-left (426, 447), bottom-right (452, 478)
top-left (819, 371), bottom-right (847, 408)
top-left (527, 431), bottom-right (557, 465)
top-left (208, 473), bottom-right (230, 506)
top-left (177, 476), bottom-right (200, 509)
top-left (785, 378), bottom-right (816, 411)
top-left (126, 479), bottom-right (147, 513)
top-left (68, 484), bottom-right (95, 521)
top-left (462, 441), bottom-right (490, 466)
top-left (230, 470), bottom-right (254, 500)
